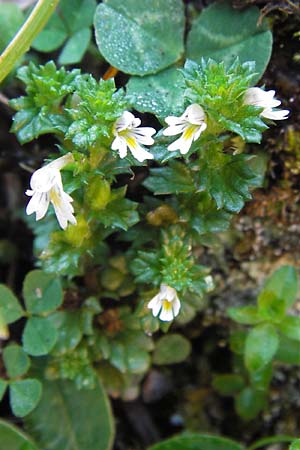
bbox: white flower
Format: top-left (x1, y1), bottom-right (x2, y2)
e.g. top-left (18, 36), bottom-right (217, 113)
top-left (148, 284), bottom-right (181, 322)
top-left (163, 103), bottom-right (207, 154)
top-left (25, 153), bottom-right (76, 230)
top-left (244, 87), bottom-right (289, 120)
top-left (111, 111), bottom-right (156, 162)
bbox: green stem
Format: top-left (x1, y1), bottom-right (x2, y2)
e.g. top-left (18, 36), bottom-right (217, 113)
top-left (0, 0), bottom-right (60, 84)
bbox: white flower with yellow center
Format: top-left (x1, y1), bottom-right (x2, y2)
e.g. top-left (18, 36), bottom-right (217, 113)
top-left (148, 284), bottom-right (181, 322)
top-left (163, 103), bottom-right (207, 154)
top-left (111, 111), bottom-right (156, 162)
top-left (25, 153), bottom-right (76, 230)
top-left (244, 87), bottom-right (289, 121)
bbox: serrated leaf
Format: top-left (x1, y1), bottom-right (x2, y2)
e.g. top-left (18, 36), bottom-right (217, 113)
top-left (10, 379), bottom-right (42, 418)
top-left (245, 323), bottom-right (279, 372)
top-left (0, 284), bottom-right (24, 325)
top-left (260, 266), bottom-right (298, 310)
top-left (186, 1), bottom-right (272, 83)
top-left (59, 28), bottom-right (91, 65)
top-left (126, 67), bottom-right (185, 119)
top-left (94, 0), bottom-right (184, 75)
top-left (212, 374), bottom-right (245, 396)
top-left (25, 379), bottom-right (115, 450)
top-left (278, 316), bottom-right (300, 341)
top-left (153, 334), bottom-right (191, 365)
top-left (22, 317), bottom-right (58, 356)
top-left (23, 270), bottom-right (63, 315)
top-left (199, 153), bottom-right (259, 213)
top-left (0, 419), bottom-right (39, 450)
top-left (148, 433), bottom-right (244, 450)
top-left (143, 161), bottom-right (195, 195)
top-left (98, 197), bottom-right (139, 231)
top-left (0, 379), bottom-right (7, 401)
top-left (3, 344), bottom-right (30, 378)
top-left (235, 387), bottom-right (266, 420)
top-left (227, 306), bottom-right (261, 325)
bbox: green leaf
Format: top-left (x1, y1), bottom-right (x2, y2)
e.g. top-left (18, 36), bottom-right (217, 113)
top-left (245, 323), bottom-right (279, 372)
top-left (22, 317), bottom-right (58, 356)
top-left (126, 67), bottom-right (185, 119)
top-left (259, 266), bottom-right (298, 310)
top-left (257, 290), bottom-right (286, 322)
top-left (235, 387), bottom-right (266, 420)
top-left (46, 311), bottom-right (83, 354)
top-left (249, 435), bottom-right (295, 450)
top-left (10, 379), bottom-right (42, 418)
top-left (199, 153), bottom-right (260, 213)
top-left (3, 344), bottom-right (30, 378)
top-left (186, 1), bottom-right (272, 83)
top-left (227, 306), bottom-right (261, 325)
top-left (212, 374), bottom-right (245, 396)
top-left (32, 13), bottom-right (67, 52)
top-left (0, 379), bottom-right (8, 401)
top-left (278, 316), bottom-right (300, 341)
top-left (148, 433), bottom-right (244, 450)
top-left (23, 270), bottom-right (63, 315)
top-left (0, 419), bottom-right (39, 450)
top-left (59, 0), bottom-right (96, 34)
top-left (153, 334), bottom-right (191, 365)
top-left (230, 331), bottom-right (246, 355)
top-left (25, 379), bottom-right (115, 450)
top-left (99, 196), bottom-right (139, 231)
top-left (290, 440), bottom-right (300, 450)
top-left (0, 3), bottom-right (24, 52)
top-left (249, 364), bottom-right (272, 391)
top-left (94, 0), bottom-right (184, 75)
top-left (275, 335), bottom-right (300, 365)
top-left (0, 284), bottom-right (24, 324)
top-left (59, 28), bottom-right (91, 65)
top-left (143, 161), bottom-right (195, 195)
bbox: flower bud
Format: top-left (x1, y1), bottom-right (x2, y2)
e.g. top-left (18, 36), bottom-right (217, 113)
top-left (86, 178), bottom-right (111, 210)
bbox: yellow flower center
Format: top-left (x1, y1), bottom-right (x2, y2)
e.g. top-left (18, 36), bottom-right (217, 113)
top-left (50, 189), bottom-right (61, 207)
top-left (162, 299), bottom-right (172, 311)
top-left (182, 124), bottom-right (199, 141)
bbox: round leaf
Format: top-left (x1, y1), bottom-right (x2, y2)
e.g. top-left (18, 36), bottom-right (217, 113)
top-left (0, 419), bottom-right (39, 450)
top-left (153, 334), bottom-right (191, 365)
top-left (94, 0), bottom-right (185, 75)
top-left (58, 28), bottom-right (91, 65)
top-left (0, 284), bottom-right (24, 325)
top-left (0, 4), bottom-right (24, 52)
top-left (290, 440), bottom-right (300, 450)
top-left (3, 344), bottom-right (30, 378)
top-left (235, 387), bottom-right (266, 420)
top-left (261, 266), bottom-right (298, 309)
top-left (149, 433), bottom-right (244, 450)
top-left (186, 1), bottom-right (272, 83)
top-left (10, 379), bottom-right (42, 418)
top-left (245, 323), bottom-right (279, 372)
top-left (23, 270), bottom-right (63, 315)
top-left (278, 316), bottom-right (300, 341)
top-left (227, 306), bottom-right (261, 325)
top-left (25, 379), bottom-right (115, 450)
top-left (126, 67), bottom-right (185, 120)
top-left (22, 317), bottom-right (58, 356)
top-left (212, 374), bottom-right (245, 396)
top-left (46, 311), bottom-right (82, 354)
top-left (32, 13), bottom-right (68, 52)
top-left (0, 379), bottom-right (7, 401)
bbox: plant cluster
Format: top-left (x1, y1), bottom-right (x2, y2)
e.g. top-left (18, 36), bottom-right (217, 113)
top-left (0, 0), bottom-right (298, 449)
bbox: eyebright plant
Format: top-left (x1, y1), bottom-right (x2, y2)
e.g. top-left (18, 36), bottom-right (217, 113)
top-left (0, 0), bottom-right (297, 448)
